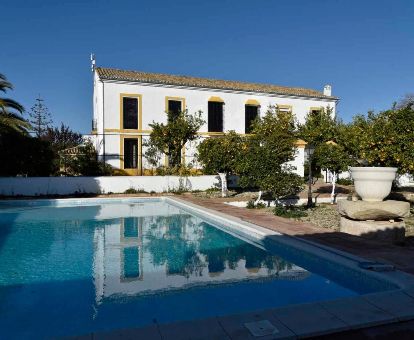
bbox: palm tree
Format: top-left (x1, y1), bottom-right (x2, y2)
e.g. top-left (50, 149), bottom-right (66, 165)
top-left (0, 73), bottom-right (30, 134)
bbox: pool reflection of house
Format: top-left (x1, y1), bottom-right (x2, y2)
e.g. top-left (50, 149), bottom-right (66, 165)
top-left (93, 207), bottom-right (310, 304)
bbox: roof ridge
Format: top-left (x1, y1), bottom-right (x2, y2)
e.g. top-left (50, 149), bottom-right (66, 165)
top-left (96, 66), bottom-right (338, 100)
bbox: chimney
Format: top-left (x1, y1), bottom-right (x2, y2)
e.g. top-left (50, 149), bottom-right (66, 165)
top-left (323, 84), bottom-right (332, 96)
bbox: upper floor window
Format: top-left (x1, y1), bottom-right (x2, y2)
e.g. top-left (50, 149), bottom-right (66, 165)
top-left (310, 107), bottom-right (322, 115)
top-left (166, 98), bottom-right (183, 122)
top-left (208, 101), bottom-right (224, 132)
top-left (168, 100), bottom-right (182, 115)
top-left (277, 105), bottom-right (292, 113)
top-left (123, 97), bottom-right (139, 129)
top-left (245, 105), bottom-right (259, 134)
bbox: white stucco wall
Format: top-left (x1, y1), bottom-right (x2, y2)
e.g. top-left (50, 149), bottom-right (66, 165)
top-left (100, 81), bottom-right (336, 132)
top-left (287, 146), bottom-right (305, 177)
top-left (0, 176), bottom-right (219, 196)
top-left (93, 71), bottom-right (337, 176)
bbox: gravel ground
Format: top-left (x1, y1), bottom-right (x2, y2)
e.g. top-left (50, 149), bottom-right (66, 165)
top-left (191, 190), bottom-right (237, 199)
top-left (301, 204), bottom-right (341, 230)
top-left (191, 190), bottom-right (258, 199)
top-left (405, 208), bottom-right (414, 237)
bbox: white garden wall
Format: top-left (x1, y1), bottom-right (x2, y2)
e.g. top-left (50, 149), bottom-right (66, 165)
top-left (0, 176), bottom-right (219, 196)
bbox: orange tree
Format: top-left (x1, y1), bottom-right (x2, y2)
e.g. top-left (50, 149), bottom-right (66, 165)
top-left (145, 110), bottom-right (204, 174)
top-left (237, 106), bottom-right (303, 204)
top-left (339, 101), bottom-right (414, 174)
top-left (298, 106), bottom-right (337, 206)
top-left (314, 142), bottom-right (351, 202)
top-left (196, 131), bottom-right (245, 197)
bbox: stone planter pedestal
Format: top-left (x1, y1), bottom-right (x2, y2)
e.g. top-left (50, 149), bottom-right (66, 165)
top-left (337, 200), bottom-right (409, 244)
top-left (340, 217), bottom-right (405, 244)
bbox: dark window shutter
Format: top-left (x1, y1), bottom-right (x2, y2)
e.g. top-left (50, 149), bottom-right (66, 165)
top-left (167, 100), bottom-right (182, 122)
top-left (245, 105), bottom-right (258, 133)
top-left (208, 101), bottom-right (223, 132)
top-left (123, 97), bottom-right (138, 129)
top-left (124, 138), bottom-right (138, 168)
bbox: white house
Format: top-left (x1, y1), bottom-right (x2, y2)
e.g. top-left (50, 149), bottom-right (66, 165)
top-left (91, 65), bottom-right (338, 176)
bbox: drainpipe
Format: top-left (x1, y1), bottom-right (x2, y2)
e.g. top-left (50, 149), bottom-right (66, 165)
top-left (102, 80), bottom-right (105, 163)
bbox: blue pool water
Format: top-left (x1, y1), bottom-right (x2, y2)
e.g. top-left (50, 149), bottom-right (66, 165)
top-left (0, 199), bottom-right (396, 338)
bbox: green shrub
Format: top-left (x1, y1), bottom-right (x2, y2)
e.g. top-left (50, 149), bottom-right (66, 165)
top-left (246, 200), bottom-right (267, 209)
top-left (206, 187), bottom-right (220, 193)
top-left (124, 188), bottom-right (148, 194)
top-left (246, 200), bottom-right (255, 209)
top-left (256, 202), bottom-right (267, 209)
top-left (337, 178), bottom-right (353, 186)
top-left (168, 187), bottom-right (187, 195)
top-left (273, 204), bottom-right (307, 219)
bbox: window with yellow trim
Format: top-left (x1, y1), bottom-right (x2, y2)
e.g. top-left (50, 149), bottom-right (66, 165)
top-left (208, 101), bottom-right (224, 132)
top-left (310, 107), bottom-right (323, 115)
top-left (167, 100), bottom-right (182, 114)
top-left (124, 138), bottom-right (138, 169)
top-left (277, 105), bottom-right (292, 113)
top-left (245, 105), bottom-right (259, 133)
top-left (122, 97), bottom-right (139, 129)
top-left (167, 99), bottom-right (183, 122)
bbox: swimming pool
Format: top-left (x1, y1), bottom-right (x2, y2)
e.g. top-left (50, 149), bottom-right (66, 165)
top-left (0, 197), bottom-right (402, 338)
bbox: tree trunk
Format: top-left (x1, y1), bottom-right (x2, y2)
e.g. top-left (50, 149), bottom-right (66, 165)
top-left (218, 172), bottom-right (228, 197)
top-left (254, 190), bottom-right (262, 205)
top-left (331, 171), bottom-right (336, 204)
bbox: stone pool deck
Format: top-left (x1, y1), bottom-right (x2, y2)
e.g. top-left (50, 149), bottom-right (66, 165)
top-left (68, 194), bottom-right (414, 339)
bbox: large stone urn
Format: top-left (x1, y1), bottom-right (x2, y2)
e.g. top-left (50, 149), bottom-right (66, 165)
top-left (340, 166), bottom-right (407, 244)
top-left (350, 167), bottom-right (398, 202)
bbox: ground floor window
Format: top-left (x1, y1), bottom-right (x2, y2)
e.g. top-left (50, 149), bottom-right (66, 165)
top-left (124, 138), bottom-right (138, 169)
top-left (123, 217), bottom-right (139, 238)
top-left (168, 148), bottom-right (182, 168)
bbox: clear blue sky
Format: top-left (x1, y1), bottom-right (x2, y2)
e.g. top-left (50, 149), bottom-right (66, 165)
top-left (1, 0), bottom-right (413, 134)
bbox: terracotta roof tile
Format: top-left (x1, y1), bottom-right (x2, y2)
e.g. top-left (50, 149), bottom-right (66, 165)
top-left (96, 67), bottom-right (338, 100)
